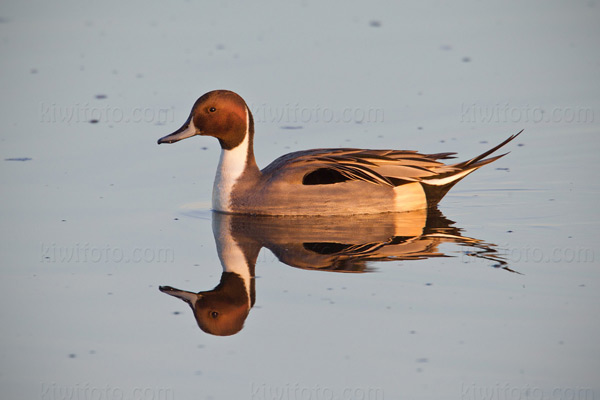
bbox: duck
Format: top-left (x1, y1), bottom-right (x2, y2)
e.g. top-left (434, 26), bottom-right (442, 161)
top-left (158, 90), bottom-right (521, 216)
top-left (159, 209), bottom-right (509, 336)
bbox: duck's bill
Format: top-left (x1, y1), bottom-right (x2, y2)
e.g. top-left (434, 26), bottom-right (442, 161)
top-left (159, 285), bottom-right (200, 304)
top-left (157, 120), bottom-right (196, 144)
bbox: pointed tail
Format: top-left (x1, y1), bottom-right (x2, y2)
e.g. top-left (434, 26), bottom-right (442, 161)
top-left (420, 130), bottom-right (522, 207)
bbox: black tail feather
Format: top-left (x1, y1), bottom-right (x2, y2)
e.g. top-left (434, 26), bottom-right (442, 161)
top-left (421, 130), bottom-right (523, 207)
top-left (456, 130), bottom-right (522, 169)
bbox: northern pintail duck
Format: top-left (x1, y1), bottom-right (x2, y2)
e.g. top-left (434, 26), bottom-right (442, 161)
top-left (158, 90), bottom-right (521, 215)
top-left (160, 209), bottom-right (508, 335)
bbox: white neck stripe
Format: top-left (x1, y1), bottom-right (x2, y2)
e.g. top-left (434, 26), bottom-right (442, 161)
top-left (213, 215), bottom-right (253, 303)
top-left (211, 107), bottom-right (250, 212)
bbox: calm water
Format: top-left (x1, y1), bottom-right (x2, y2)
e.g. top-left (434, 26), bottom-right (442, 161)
top-left (1, 1), bottom-right (599, 399)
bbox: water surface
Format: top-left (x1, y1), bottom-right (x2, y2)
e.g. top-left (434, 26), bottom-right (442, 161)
top-left (1, 1), bottom-right (599, 399)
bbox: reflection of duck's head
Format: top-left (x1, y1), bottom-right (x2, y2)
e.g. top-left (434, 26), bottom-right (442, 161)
top-left (159, 272), bottom-right (252, 336)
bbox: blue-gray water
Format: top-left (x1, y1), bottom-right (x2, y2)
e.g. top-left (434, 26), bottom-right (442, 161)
top-left (1, 1), bottom-right (599, 399)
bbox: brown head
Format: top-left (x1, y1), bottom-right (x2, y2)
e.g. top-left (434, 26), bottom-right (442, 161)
top-left (159, 272), bottom-right (252, 336)
top-left (157, 90), bottom-right (252, 150)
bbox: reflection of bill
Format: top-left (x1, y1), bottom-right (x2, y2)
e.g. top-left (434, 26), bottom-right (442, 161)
top-left (160, 273), bottom-right (252, 337)
top-left (160, 208), bottom-right (512, 336)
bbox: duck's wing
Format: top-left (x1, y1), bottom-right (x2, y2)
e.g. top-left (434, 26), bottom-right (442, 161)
top-left (261, 130), bottom-right (522, 189)
top-left (261, 147), bottom-right (457, 186)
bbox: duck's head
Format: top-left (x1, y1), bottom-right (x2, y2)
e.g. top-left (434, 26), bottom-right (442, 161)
top-left (157, 90), bottom-right (251, 150)
top-left (159, 272), bottom-right (251, 336)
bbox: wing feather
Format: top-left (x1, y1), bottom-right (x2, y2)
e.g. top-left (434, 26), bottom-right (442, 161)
top-left (261, 132), bottom-right (521, 188)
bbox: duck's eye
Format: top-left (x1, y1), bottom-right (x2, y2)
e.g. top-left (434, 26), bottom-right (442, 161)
top-left (210, 311), bottom-right (219, 319)
top-left (209, 107), bottom-right (216, 113)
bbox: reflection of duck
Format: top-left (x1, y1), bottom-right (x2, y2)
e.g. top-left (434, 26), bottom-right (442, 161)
top-left (160, 272), bottom-right (253, 336)
top-left (160, 208), bottom-right (509, 336)
top-left (157, 90), bottom-right (521, 215)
